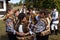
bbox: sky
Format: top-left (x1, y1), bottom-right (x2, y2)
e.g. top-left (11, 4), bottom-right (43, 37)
top-left (9, 0), bottom-right (21, 4)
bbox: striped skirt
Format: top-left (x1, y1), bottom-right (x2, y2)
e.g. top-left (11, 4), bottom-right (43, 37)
top-left (17, 35), bottom-right (34, 40)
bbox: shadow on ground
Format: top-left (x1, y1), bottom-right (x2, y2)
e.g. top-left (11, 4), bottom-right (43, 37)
top-left (0, 34), bottom-right (8, 40)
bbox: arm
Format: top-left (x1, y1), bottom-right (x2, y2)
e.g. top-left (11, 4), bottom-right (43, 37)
top-left (0, 14), bottom-right (10, 21)
top-left (41, 26), bottom-right (50, 36)
top-left (16, 31), bottom-right (30, 36)
top-left (16, 31), bottom-right (25, 36)
top-left (24, 32), bottom-right (30, 35)
top-left (0, 15), bottom-right (6, 21)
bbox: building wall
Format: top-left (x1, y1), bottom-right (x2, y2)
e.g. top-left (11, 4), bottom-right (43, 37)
top-left (0, 0), bottom-right (10, 15)
top-left (0, 0), bottom-right (6, 11)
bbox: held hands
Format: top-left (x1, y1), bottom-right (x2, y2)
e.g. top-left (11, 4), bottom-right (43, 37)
top-left (16, 32), bottom-right (30, 36)
top-left (19, 32), bottom-right (30, 36)
top-left (16, 32), bottom-right (25, 36)
top-left (40, 32), bottom-right (45, 36)
top-left (19, 32), bottom-right (25, 36)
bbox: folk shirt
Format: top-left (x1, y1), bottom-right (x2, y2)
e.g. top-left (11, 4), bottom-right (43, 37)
top-left (35, 19), bottom-right (46, 33)
top-left (5, 18), bottom-right (16, 34)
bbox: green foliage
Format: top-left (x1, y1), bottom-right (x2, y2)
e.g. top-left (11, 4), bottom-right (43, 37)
top-left (13, 0), bottom-right (60, 12)
top-left (25, 0), bottom-right (60, 12)
top-left (14, 0), bottom-right (22, 6)
top-left (15, 3), bottom-right (19, 6)
top-left (19, 1), bottom-right (22, 5)
top-left (54, 0), bottom-right (60, 12)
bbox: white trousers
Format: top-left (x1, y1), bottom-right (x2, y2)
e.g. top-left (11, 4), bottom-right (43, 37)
top-left (51, 24), bottom-right (58, 30)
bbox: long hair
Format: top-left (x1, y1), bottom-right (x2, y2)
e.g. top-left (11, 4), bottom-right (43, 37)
top-left (18, 12), bottom-right (26, 24)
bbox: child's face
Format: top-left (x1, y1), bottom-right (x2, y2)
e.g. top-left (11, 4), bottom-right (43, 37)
top-left (15, 11), bottom-right (19, 17)
top-left (8, 10), bottom-right (14, 15)
top-left (40, 13), bottom-right (45, 18)
top-left (30, 10), bottom-right (33, 14)
top-left (22, 17), bottom-right (27, 23)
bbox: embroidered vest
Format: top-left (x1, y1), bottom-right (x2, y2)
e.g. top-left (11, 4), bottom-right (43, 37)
top-left (18, 23), bottom-right (29, 33)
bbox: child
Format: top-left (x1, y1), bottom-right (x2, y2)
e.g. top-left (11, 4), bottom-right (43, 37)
top-left (16, 13), bottom-right (34, 40)
top-left (35, 10), bottom-right (50, 40)
top-left (4, 9), bottom-right (17, 40)
top-left (51, 8), bottom-right (59, 35)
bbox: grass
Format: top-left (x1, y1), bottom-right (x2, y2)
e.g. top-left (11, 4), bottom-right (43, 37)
top-left (0, 21), bottom-right (8, 40)
top-left (0, 20), bottom-right (60, 40)
top-left (13, 6), bottom-right (22, 10)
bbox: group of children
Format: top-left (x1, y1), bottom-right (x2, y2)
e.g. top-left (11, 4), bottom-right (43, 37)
top-left (0, 7), bottom-right (59, 40)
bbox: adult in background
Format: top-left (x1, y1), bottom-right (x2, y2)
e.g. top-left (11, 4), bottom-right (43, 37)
top-left (51, 8), bottom-right (59, 35)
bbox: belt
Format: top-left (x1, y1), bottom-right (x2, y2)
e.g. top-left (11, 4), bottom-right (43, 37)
top-left (52, 19), bottom-right (58, 21)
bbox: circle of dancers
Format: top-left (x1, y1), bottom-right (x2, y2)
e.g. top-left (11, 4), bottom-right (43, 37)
top-left (0, 6), bottom-right (59, 40)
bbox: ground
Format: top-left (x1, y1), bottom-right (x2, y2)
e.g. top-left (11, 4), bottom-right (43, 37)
top-left (0, 20), bottom-right (60, 40)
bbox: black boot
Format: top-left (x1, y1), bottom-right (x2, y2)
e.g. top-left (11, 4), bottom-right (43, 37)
top-left (55, 29), bottom-right (58, 35)
top-left (51, 30), bottom-right (54, 35)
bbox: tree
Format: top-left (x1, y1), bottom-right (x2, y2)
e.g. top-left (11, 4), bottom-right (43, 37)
top-left (19, 1), bottom-right (22, 5)
top-left (54, 0), bottom-right (60, 12)
top-left (24, 0), bottom-right (60, 12)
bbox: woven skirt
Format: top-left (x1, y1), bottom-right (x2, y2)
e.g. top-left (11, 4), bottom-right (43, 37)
top-left (17, 35), bottom-right (34, 40)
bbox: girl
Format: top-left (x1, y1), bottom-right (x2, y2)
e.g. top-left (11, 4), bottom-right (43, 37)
top-left (35, 10), bottom-right (50, 40)
top-left (4, 9), bottom-right (16, 40)
top-left (16, 13), bottom-right (34, 40)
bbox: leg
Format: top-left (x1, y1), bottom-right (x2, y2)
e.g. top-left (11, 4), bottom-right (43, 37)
top-left (7, 33), bottom-right (13, 40)
top-left (54, 24), bottom-right (58, 35)
top-left (13, 35), bottom-right (17, 40)
top-left (51, 24), bottom-right (55, 34)
top-left (36, 34), bottom-right (41, 40)
top-left (36, 35), bottom-right (49, 40)
top-left (42, 35), bottom-right (49, 40)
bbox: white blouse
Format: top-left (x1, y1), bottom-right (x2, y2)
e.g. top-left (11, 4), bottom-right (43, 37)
top-left (19, 25), bottom-right (23, 32)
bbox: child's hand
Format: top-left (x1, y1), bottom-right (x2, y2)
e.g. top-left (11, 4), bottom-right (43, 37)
top-left (16, 32), bottom-right (25, 36)
top-left (25, 32), bottom-right (30, 36)
top-left (19, 32), bottom-right (25, 36)
top-left (41, 32), bottom-right (45, 36)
